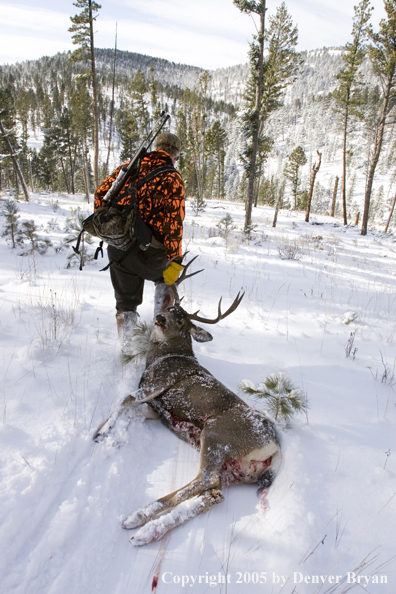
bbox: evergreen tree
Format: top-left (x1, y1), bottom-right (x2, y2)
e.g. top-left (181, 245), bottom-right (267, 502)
top-left (176, 72), bottom-right (212, 200)
top-left (1, 200), bottom-right (20, 248)
top-left (17, 220), bottom-right (52, 255)
top-left (70, 82), bottom-right (94, 200)
top-left (236, 1), bottom-right (300, 229)
top-left (69, 0), bottom-right (101, 189)
top-left (117, 69), bottom-right (150, 162)
top-left (234, 0), bottom-right (266, 230)
top-left (362, 0), bottom-right (396, 235)
top-left (333, 0), bottom-right (372, 226)
top-left (129, 69), bottom-right (150, 137)
top-left (206, 120), bottom-right (227, 198)
top-left (105, 24), bottom-right (118, 175)
top-left (0, 87), bottom-right (30, 201)
top-left (283, 146), bottom-right (307, 209)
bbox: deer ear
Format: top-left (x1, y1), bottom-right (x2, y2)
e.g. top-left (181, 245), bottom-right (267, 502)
top-left (189, 323), bottom-right (213, 343)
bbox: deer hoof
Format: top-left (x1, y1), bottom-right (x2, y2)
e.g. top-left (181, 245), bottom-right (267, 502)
top-left (122, 501), bottom-right (164, 530)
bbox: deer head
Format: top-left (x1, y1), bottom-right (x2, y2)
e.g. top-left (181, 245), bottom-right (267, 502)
top-left (152, 292), bottom-right (245, 345)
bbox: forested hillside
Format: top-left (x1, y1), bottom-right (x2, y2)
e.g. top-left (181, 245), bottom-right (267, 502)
top-left (1, 42), bottom-right (396, 231)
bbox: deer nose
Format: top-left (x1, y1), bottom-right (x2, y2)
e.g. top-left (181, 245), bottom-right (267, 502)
top-left (156, 314), bottom-right (166, 326)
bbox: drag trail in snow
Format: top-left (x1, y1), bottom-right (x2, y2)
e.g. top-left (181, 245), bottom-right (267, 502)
top-left (0, 192), bottom-right (395, 593)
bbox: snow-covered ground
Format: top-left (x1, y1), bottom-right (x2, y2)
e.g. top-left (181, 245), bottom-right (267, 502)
top-left (0, 192), bottom-right (395, 593)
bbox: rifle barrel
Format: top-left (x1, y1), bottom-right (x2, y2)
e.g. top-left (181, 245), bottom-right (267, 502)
top-left (101, 112), bottom-right (170, 205)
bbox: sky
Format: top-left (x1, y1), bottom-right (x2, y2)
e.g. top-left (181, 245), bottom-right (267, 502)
top-left (0, 0), bottom-right (388, 70)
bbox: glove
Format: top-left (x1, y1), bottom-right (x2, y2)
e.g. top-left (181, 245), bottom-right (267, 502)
top-left (163, 262), bottom-right (184, 285)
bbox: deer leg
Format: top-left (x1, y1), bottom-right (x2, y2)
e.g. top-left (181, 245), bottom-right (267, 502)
top-left (153, 282), bottom-right (179, 317)
top-left (130, 489), bottom-right (224, 546)
top-left (93, 393), bottom-right (159, 441)
top-left (122, 423), bottom-right (227, 529)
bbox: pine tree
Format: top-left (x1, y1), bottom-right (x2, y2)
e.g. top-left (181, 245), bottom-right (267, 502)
top-left (176, 72), bottom-right (212, 201)
top-left (362, 0), bottom-right (396, 235)
top-left (105, 24), bottom-right (118, 175)
top-left (284, 146), bottom-right (307, 209)
top-left (235, 1), bottom-right (300, 229)
top-left (69, 0), bottom-right (101, 189)
top-left (17, 220), bottom-right (52, 255)
top-left (117, 69), bottom-right (149, 162)
top-left (0, 87), bottom-right (30, 200)
top-left (206, 120), bottom-right (227, 198)
top-left (70, 82), bottom-right (94, 200)
top-left (333, 0), bottom-right (372, 226)
top-left (233, 0), bottom-right (266, 231)
top-left (1, 200), bottom-right (20, 248)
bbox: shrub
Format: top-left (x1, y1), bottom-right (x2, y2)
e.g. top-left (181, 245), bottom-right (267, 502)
top-left (277, 238), bottom-right (303, 260)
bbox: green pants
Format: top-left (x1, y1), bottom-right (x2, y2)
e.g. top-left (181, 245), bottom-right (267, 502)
top-left (108, 244), bottom-right (168, 311)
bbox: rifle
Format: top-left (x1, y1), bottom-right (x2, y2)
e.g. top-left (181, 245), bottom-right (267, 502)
top-left (101, 110), bottom-right (170, 205)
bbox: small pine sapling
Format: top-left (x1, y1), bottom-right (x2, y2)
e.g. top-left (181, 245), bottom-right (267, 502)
top-left (1, 200), bottom-right (20, 248)
top-left (17, 220), bottom-right (52, 255)
top-left (121, 321), bottom-right (153, 364)
top-left (61, 210), bottom-right (93, 268)
top-left (243, 222), bottom-right (257, 241)
top-left (239, 371), bottom-right (308, 422)
top-left (216, 213), bottom-right (235, 242)
top-left (191, 195), bottom-right (207, 216)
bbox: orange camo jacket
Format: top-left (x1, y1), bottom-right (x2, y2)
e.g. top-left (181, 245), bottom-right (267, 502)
top-left (94, 150), bottom-right (185, 260)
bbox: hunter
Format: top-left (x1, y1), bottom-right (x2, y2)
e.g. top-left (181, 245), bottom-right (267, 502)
top-left (94, 132), bottom-right (185, 354)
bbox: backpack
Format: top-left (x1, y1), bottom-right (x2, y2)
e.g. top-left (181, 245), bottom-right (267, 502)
top-left (73, 163), bottom-right (176, 269)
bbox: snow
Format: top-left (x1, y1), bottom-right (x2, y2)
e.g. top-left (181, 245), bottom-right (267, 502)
top-left (0, 192), bottom-right (395, 592)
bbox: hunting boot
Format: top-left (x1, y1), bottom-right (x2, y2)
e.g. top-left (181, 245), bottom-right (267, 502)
top-left (116, 310), bottom-right (139, 355)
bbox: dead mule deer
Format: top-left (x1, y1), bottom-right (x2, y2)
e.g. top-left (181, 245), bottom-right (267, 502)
top-left (95, 282), bottom-right (281, 546)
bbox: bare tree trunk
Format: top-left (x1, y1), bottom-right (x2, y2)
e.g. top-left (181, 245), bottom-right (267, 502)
top-left (305, 151), bottom-right (322, 223)
top-left (66, 128), bottom-right (75, 194)
top-left (89, 0), bottom-right (100, 190)
top-left (385, 191), bottom-right (396, 232)
top-left (254, 176), bottom-right (262, 208)
top-left (341, 103), bottom-right (349, 225)
top-left (15, 167), bottom-right (19, 194)
top-left (28, 154), bottom-right (34, 192)
top-left (354, 212), bottom-right (360, 226)
top-left (272, 186), bottom-right (283, 228)
top-left (361, 80), bottom-right (392, 236)
top-left (106, 23), bottom-right (118, 176)
top-left (245, 0), bottom-right (266, 231)
top-left (82, 143), bottom-right (90, 203)
top-left (0, 118), bottom-right (30, 201)
top-left (60, 157), bottom-right (70, 193)
top-left (331, 175), bottom-right (339, 217)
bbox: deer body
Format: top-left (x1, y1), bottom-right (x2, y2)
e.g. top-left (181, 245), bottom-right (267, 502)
top-left (117, 300), bottom-right (281, 545)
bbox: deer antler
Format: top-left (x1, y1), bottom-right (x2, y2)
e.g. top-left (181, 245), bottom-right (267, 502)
top-left (188, 291), bottom-right (244, 325)
top-left (175, 254), bottom-right (204, 286)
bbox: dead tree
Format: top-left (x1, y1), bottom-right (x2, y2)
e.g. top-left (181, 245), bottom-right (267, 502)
top-left (385, 191), bottom-right (396, 232)
top-left (305, 151), bottom-right (322, 223)
top-left (330, 175), bottom-right (339, 217)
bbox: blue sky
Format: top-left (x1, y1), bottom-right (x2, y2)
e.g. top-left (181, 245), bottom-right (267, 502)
top-left (0, 0), bottom-right (387, 69)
